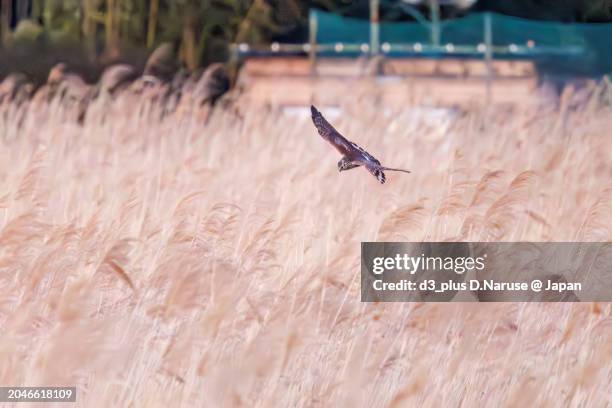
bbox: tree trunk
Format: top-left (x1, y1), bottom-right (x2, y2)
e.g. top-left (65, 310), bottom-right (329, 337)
top-left (105, 0), bottom-right (119, 58)
top-left (182, 13), bottom-right (196, 70)
top-left (1, 0), bottom-right (11, 46)
top-left (82, 0), bottom-right (96, 60)
top-left (147, 0), bottom-right (158, 48)
top-left (32, 0), bottom-right (42, 22)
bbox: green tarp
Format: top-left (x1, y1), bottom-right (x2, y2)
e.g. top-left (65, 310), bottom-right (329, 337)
top-left (311, 9), bottom-right (612, 75)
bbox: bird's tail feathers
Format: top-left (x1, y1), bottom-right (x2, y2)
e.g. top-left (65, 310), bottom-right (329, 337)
top-left (381, 167), bottom-right (411, 174)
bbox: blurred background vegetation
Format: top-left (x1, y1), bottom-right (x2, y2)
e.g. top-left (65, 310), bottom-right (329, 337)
top-left (0, 0), bottom-right (611, 82)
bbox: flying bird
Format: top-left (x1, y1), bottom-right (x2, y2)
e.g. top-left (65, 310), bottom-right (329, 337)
top-left (310, 105), bottom-right (411, 184)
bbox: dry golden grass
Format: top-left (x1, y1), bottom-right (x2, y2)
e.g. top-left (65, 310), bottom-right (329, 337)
top-left (0, 81), bottom-right (611, 407)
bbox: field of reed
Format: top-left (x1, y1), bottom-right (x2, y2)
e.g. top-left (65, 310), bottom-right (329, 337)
top-left (0, 80), bottom-right (611, 407)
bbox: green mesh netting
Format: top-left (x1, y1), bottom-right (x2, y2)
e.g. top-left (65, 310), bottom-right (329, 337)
top-left (311, 9), bottom-right (612, 75)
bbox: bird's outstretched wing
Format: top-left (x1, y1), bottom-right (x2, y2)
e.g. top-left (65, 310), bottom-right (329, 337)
top-left (311, 105), bottom-right (383, 164)
top-left (310, 105), bottom-right (355, 157)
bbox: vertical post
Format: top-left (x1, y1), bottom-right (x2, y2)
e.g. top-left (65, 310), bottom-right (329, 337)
top-left (370, 0), bottom-right (380, 56)
top-left (484, 12), bottom-right (493, 104)
top-left (430, 0), bottom-right (440, 47)
top-left (309, 10), bottom-right (317, 76)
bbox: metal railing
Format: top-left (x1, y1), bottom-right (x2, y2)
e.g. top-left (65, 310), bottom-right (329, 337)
top-left (231, 41), bottom-right (583, 58)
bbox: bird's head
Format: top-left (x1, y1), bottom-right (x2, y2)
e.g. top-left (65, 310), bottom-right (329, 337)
top-left (337, 158), bottom-right (351, 172)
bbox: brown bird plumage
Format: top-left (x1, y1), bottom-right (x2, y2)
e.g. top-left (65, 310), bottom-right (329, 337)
top-left (310, 105), bottom-right (411, 184)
